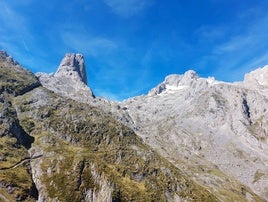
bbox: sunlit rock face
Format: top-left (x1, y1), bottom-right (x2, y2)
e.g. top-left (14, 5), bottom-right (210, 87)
top-left (0, 51), bottom-right (267, 201)
top-left (36, 53), bottom-right (95, 103)
top-left (55, 53), bottom-right (88, 85)
top-left (244, 65), bottom-right (268, 87)
top-left (119, 67), bottom-right (268, 200)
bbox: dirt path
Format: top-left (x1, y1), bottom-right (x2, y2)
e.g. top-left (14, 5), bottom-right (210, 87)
top-left (0, 155), bottom-right (42, 201)
top-left (0, 155), bottom-right (42, 170)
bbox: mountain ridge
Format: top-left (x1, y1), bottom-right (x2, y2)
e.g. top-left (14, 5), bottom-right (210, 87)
top-left (120, 63), bottom-right (268, 200)
top-left (36, 52), bottom-right (268, 200)
top-left (0, 51), bottom-right (267, 201)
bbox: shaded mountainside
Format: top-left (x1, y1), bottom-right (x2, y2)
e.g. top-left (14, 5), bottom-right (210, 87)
top-left (0, 51), bottom-right (220, 201)
top-left (0, 50), bottom-right (266, 201)
top-left (0, 51), bottom-right (40, 201)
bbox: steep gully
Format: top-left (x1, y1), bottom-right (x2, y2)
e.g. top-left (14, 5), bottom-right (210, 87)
top-left (0, 84), bottom-right (41, 200)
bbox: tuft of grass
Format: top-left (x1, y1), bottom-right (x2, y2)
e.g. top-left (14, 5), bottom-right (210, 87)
top-left (253, 170), bottom-right (265, 184)
top-left (0, 136), bottom-right (35, 201)
top-left (0, 62), bottom-right (39, 96)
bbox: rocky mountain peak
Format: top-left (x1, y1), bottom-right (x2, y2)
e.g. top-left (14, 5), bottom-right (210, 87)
top-left (164, 70), bottom-right (199, 86)
top-left (148, 70), bottom-right (201, 95)
top-left (55, 53), bottom-right (87, 85)
top-left (244, 65), bottom-right (268, 87)
top-left (182, 69), bottom-right (199, 79)
top-left (0, 50), bottom-right (18, 65)
top-left (1, 51), bottom-right (268, 201)
top-left (0, 50), bottom-right (8, 58)
top-left (36, 53), bottom-right (95, 103)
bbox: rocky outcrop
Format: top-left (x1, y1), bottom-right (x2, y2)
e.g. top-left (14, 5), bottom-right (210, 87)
top-left (148, 70), bottom-right (219, 96)
top-left (0, 50), bottom-right (19, 66)
top-left (55, 53), bottom-right (88, 85)
top-left (83, 164), bottom-right (113, 202)
top-left (1, 51), bottom-right (222, 202)
top-left (1, 51), bottom-right (267, 201)
top-left (0, 52), bottom-right (40, 201)
top-left (36, 53), bottom-right (95, 103)
top-left (0, 50), bottom-right (40, 96)
top-left (120, 68), bottom-right (268, 201)
top-left (244, 65), bottom-right (268, 87)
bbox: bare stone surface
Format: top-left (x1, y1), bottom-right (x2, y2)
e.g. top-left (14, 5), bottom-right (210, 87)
top-left (34, 53), bottom-right (268, 201)
top-left (36, 53), bottom-right (95, 103)
top-left (118, 69), bottom-right (268, 200)
top-left (56, 53), bottom-right (88, 85)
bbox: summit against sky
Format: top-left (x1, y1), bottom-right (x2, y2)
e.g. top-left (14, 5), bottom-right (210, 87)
top-left (0, 0), bottom-right (268, 100)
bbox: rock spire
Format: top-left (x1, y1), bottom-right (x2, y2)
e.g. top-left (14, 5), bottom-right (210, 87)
top-left (55, 53), bottom-right (88, 85)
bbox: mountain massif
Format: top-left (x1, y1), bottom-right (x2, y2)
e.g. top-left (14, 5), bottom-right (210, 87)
top-left (0, 50), bottom-right (267, 201)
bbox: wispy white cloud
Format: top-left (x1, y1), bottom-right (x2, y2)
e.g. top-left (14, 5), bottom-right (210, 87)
top-left (195, 10), bottom-right (268, 81)
top-left (103, 0), bottom-right (153, 17)
top-left (93, 88), bottom-right (121, 101)
top-left (5, 0), bottom-right (34, 6)
top-left (141, 49), bottom-right (152, 67)
top-left (213, 35), bottom-right (254, 54)
top-left (0, 1), bottom-right (27, 34)
top-left (245, 51), bottom-right (268, 69)
top-left (0, 1), bottom-right (57, 72)
top-left (94, 85), bottom-right (148, 101)
top-left (0, 1), bottom-right (32, 57)
top-left (61, 31), bottom-right (117, 57)
top-left (22, 40), bottom-right (30, 51)
top-left (60, 28), bottom-right (151, 100)
top-left (196, 25), bottom-right (229, 42)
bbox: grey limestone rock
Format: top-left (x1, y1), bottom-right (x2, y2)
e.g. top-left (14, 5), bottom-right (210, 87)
top-left (36, 53), bottom-right (95, 103)
top-left (55, 53), bottom-right (88, 85)
top-left (244, 65), bottom-right (268, 87)
top-left (33, 53), bottom-right (268, 201)
top-left (0, 50), bottom-right (18, 65)
top-left (118, 67), bottom-right (268, 200)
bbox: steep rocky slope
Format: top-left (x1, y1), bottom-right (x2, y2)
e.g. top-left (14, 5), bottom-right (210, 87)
top-left (120, 69), bottom-right (268, 200)
top-left (0, 50), bottom-right (267, 201)
top-left (36, 53), bottom-right (95, 103)
top-left (35, 51), bottom-right (267, 201)
top-left (0, 51), bottom-right (40, 201)
top-left (0, 51), bottom-right (224, 201)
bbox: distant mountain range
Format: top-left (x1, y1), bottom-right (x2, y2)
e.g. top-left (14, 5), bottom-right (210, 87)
top-left (0, 50), bottom-right (267, 201)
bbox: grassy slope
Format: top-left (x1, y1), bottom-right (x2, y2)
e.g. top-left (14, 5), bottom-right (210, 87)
top-left (14, 88), bottom-right (218, 201)
top-left (0, 59), bottom-right (39, 201)
top-left (0, 54), bottom-right (263, 201)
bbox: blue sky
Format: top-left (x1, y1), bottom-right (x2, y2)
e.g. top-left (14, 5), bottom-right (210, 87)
top-left (0, 0), bottom-right (268, 100)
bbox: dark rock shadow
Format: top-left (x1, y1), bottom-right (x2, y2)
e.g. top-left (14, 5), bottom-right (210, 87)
top-left (10, 120), bottom-right (34, 149)
top-left (29, 175), bottom-right (39, 200)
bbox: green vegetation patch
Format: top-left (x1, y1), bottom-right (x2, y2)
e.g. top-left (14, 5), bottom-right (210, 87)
top-left (0, 61), bottom-right (39, 96)
top-left (14, 89), bottom-right (219, 201)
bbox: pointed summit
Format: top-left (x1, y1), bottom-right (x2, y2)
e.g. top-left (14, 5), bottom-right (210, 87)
top-left (148, 70), bottom-right (200, 95)
top-left (55, 53), bottom-right (88, 85)
top-left (0, 50), bottom-right (8, 58)
top-left (0, 50), bottom-right (18, 65)
top-left (244, 65), bottom-right (268, 87)
top-left (36, 53), bottom-right (95, 103)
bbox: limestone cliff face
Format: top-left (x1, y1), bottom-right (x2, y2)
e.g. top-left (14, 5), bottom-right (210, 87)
top-left (0, 51), bottom-right (222, 202)
top-left (120, 69), bottom-right (268, 200)
top-left (244, 65), bottom-right (268, 87)
top-left (36, 53), bottom-right (95, 103)
top-left (55, 53), bottom-right (88, 85)
top-left (0, 51), bottom-right (40, 201)
top-left (0, 51), bottom-right (267, 201)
